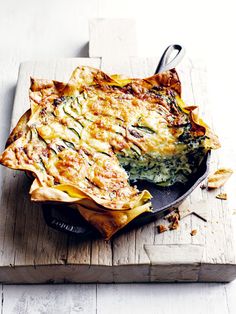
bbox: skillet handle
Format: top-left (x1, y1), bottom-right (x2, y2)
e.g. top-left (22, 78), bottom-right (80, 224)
top-left (155, 44), bottom-right (185, 74)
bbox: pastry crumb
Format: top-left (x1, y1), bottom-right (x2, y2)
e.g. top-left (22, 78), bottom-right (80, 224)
top-left (216, 192), bottom-right (227, 200)
top-left (207, 168), bottom-right (233, 189)
top-left (190, 229), bottom-right (197, 236)
top-left (167, 210), bottom-right (180, 230)
top-left (169, 220), bottom-right (179, 230)
top-left (157, 224), bottom-right (168, 233)
top-left (165, 210), bottom-right (180, 222)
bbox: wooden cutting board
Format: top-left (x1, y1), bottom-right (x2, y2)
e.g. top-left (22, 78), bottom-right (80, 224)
top-left (0, 19), bottom-right (236, 283)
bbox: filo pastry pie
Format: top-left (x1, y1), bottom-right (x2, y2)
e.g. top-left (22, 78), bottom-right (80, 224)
top-left (0, 66), bottom-right (220, 239)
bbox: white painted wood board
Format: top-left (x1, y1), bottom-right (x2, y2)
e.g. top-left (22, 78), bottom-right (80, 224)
top-left (0, 56), bottom-right (236, 283)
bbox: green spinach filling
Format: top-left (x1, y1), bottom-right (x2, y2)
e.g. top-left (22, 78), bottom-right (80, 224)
top-left (118, 124), bottom-right (206, 187)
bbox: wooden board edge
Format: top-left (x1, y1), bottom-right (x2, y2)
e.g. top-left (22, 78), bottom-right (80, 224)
top-left (1, 263), bottom-right (236, 284)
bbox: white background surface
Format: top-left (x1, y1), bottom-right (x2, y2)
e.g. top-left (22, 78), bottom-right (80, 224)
top-left (0, 0), bottom-right (236, 313)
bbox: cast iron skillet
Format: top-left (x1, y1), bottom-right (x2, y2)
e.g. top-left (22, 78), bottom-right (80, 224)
top-left (42, 45), bottom-right (210, 239)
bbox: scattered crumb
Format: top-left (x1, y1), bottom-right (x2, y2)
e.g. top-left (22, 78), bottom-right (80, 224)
top-left (207, 168), bottom-right (233, 189)
top-left (190, 229), bottom-right (197, 236)
top-left (200, 183), bottom-right (207, 190)
top-left (168, 210), bottom-right (180, 230)
top-left (157, 224), bottom-right (168, 234)
top-left (162, 209), bottom-right (181, 231)
top-left (216, 192), bottom-right (227, 200)
top-left (165, 209), bottom-right (180, 222)
top-left (169, 218), bottom-right (179, 230)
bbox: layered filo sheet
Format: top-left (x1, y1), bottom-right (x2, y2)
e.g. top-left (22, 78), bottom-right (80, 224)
top-left (0, 66), bottom-right (220, 239)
